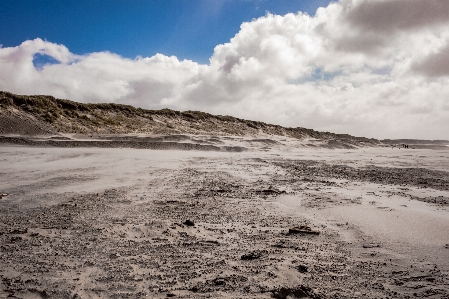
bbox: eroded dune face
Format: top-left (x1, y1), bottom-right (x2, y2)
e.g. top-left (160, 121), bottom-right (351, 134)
top-left (0, 142), bottom-right (448, 298)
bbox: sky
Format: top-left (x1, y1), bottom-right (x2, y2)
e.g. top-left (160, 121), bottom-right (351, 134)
top-left (1, 0), bottom-right (449, 140)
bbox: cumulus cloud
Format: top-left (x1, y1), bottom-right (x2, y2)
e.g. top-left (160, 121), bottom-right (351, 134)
top-left (1, 0), bottom-right (449, 139)
top-left (0, 40), bottom-right (201, 108)
top-left (345, 0), bottom-right (449, 34)
top-left (412, 42), bottom-right (449, 77)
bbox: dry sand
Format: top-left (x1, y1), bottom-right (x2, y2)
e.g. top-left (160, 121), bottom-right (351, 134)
top-left (1, 136), bottom-right (448, 298)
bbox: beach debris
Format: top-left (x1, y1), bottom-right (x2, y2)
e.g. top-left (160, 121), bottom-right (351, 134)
top-left (10, 228), bottom-right (28, 234)
top-left (199, 240), bottom-right (220, 246)
top-left (241, 250), bottom-right (267, 260)
top-left (271, 286), bottom-right (314, 299)
top-left (256, 188), bottom-right (287, 195)
top-left (445, 244), bottom-right (449, 249)
top-left (212, 278), bottom-right (225, 286)
top-left (0, 193), bottom-right (8, 199)
top-left (363, 243), bottom-right (381, 248)
top-left (288, 225), bottom-right (320, 235)
top-left (183, 219), bottom-right (195, 227)
top-left (296, 264), bottom-right (308, 273)
top-left (9, 236), bottom-right (22, 243)
top-left (109, 253), bottom-right (121, 259)
top-left (190, 275), bottom-right (249, 292)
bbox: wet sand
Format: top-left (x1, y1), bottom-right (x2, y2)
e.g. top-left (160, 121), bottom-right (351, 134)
top-left (1, 139), bottom-right (448, 298)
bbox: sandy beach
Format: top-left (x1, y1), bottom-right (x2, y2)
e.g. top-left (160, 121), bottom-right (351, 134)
top-left (1, 137), bottom-right (448, 298)
top-left (2, 0), bottom-right (449, 297)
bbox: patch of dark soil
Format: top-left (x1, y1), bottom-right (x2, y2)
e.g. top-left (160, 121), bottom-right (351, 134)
top-left (241, 250), bottom-right (267, 260)
top-left (276, 160), bottom-right (449, 191)
top-left (413, 195), bottom-right (449, 206)
top-left (0, 136), bottom-right (246, 152)
top-left (190, 275), bottom-right (249, 293)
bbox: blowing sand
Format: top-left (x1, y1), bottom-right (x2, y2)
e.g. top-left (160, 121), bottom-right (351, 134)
top-left (0, 137), bottom-right (448, 298)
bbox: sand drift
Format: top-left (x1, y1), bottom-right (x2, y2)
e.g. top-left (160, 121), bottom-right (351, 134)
top-left (1, 137), bottom-right (449, 298)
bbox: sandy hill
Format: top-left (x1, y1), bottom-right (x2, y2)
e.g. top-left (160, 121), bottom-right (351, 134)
top-left (0, 91), bottom-right (447, 149)
top-left (0, 91), bottom-right (373, 140)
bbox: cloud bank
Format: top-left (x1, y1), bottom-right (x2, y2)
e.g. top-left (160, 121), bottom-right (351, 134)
top-left (1, 0), bottom-right (449, 139)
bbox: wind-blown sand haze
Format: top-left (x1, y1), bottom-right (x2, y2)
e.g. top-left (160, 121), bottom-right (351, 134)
top-left (1, 131), bottom-right (448, 298)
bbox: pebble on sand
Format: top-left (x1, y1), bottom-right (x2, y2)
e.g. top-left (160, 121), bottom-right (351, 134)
top-left (183, 219), bottom-right (195, 227)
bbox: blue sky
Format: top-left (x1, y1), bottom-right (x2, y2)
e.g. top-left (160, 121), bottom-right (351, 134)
top-left (1, 0), bottom-right (331, 63)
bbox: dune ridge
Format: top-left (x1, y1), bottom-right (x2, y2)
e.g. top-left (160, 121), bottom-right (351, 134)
top-left (2, 91), bottom-right (448, 150)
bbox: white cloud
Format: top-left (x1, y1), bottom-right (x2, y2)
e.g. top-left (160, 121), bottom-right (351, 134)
top-left (1, 0), bottom-right (449, 139)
